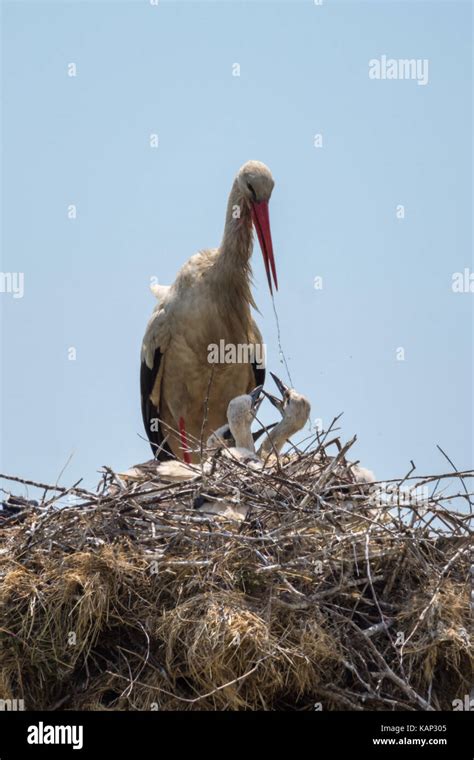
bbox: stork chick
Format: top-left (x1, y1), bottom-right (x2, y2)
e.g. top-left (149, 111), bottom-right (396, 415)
top-left (258, 375), bottom-right (375, 488)
top-left (197, 387), bottom-right (263, 520)
top-left (221, 386), bottom-right (263, 465)
top-left (203, 386), bottom-right (263, 467)
top-left (258, 373), bottom-right (311, 460)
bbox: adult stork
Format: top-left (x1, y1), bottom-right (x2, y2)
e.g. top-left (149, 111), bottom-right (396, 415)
top-left (141, 160), bottom-right (278, 463)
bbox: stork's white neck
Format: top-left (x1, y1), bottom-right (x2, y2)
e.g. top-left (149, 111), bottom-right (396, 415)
top-left (218, 180), bottom-right (254, 271)
top-left (258, 416), bottom-right (299, 459)
top-left (231, 424), bottom-right (255, 454)
top-left (210, 179), bottom-right (257, 324)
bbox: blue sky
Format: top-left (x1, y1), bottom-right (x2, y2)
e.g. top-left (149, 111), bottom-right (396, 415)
top-left (1, 0), bottom-right (472, 497)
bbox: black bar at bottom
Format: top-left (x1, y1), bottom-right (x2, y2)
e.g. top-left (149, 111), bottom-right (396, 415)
top-left (0, 710), bottom-right (472, 758)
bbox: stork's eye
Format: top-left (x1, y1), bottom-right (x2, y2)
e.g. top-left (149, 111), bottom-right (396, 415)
top-left (247, 182), bottom-right (257, 201)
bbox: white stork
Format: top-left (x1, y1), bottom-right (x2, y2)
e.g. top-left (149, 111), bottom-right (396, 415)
top-left (258, 373), bottom-right (312, 460)
top-left (214, 387), bottom-right (263, 466)
top-left (141, 160), bottom-right (277, 463)
top-left (260, 374), bottom-right (375, 485)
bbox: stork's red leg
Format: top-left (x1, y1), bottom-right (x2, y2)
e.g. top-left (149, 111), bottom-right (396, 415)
top-left (179, 417), bottom-right (192, 464)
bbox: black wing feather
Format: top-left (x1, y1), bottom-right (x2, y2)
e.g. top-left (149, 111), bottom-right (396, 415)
top-left (140, 349), bottom-right (174, 461)
top-left (252, 361), bottom-right (265, 389)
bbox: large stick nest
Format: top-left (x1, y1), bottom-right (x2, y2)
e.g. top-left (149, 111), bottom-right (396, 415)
top-left (0, 434), bottom-right (472, 711)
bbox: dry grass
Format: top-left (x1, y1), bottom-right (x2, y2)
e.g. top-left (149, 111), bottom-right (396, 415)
top-left (0, 432), bottom-right (472, 711)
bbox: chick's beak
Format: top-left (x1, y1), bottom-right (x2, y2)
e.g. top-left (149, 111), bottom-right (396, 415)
top-left (270, 371), bottom-right (290, 397)
top-left (262, 389), bottom-right (284, 415)
top-left (249, 384), bottom-right (264, 412)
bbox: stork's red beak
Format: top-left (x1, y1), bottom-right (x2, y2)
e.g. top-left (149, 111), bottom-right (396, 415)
top-left (251, 200), bottom-right (278, 295)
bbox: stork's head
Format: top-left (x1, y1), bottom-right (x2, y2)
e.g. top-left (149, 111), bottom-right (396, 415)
top-left (263, 373), bottom-right (311, 430)
top-left (237, 160), bottom-right (275, 203)
top-left (237, 160), bottom-right (278, 294)
top-left (226, 386), bottom-right (263, 436)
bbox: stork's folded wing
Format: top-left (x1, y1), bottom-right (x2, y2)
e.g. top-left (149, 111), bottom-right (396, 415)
top-left (140, 308), bottom-right (173, 459)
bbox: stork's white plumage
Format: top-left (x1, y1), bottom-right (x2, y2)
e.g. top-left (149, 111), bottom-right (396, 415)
top-left (150, 283), bottom-right (170, 304)
top-left (140, 161), bottom-right (277, 464)
top-left (218, 387), bottom-right (263, 467)
top-left (258, 373), bottom-right (311, 460)
top-left (117, 458), bottom-right (199, 485)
